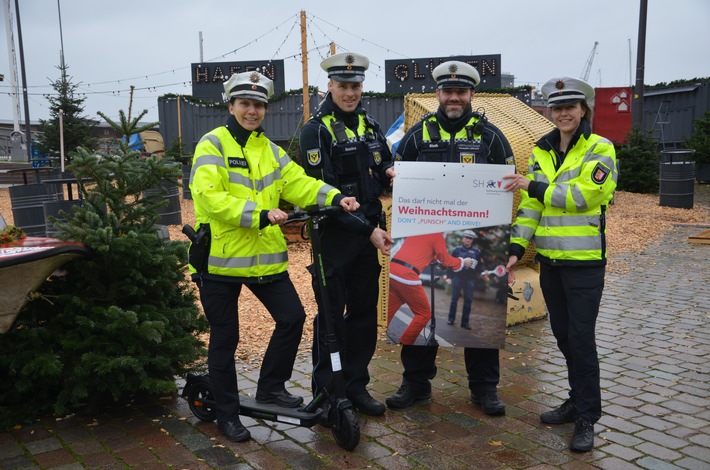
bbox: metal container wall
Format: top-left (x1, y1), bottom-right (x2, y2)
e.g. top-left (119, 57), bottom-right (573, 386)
top-left (644, 83), bottom-right (710, 148)
top-left (9, 183), bottom-right (62, 236)
top-left (158, 94), bottom-right (405, 157)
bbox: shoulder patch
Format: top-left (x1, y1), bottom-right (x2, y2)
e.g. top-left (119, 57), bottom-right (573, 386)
top-left (307, 148), bottom-right (322, 166)
top-left (372, 151), bottom-right (382, 165)
top-left (591, 162), bottom-right (611, 184)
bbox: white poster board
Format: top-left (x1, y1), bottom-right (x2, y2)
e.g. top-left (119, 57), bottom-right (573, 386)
top-left (387, 162), bottom-right (513, 348)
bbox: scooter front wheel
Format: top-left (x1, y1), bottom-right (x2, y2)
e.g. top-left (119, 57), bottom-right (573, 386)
top-left (186, 379), bottom-right (217, 422)
top-left (331, 408), bottom-right (360, 451)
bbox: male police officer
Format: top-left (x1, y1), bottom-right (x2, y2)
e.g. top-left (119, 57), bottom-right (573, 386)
top-left (300, 52), bottom-right (395, 416)
top-left (446, 230), bottom-right (482, 329)
top-left (386, 61), bottom-right (515, 416)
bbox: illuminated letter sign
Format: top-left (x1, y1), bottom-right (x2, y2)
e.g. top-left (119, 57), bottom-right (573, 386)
top-left (384, 55), bottom-right (501, 93)
top-left (191, 60), bottom-right (285, 102)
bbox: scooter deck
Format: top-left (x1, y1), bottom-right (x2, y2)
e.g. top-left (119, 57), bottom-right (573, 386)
top-left (239, 396), bottom-right (323, 427)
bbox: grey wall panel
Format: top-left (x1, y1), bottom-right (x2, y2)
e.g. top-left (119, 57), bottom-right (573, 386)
top-left (159, 82), bottom-right (710, 155)
top-left (159, 94), bottom-right (405, 158)
top-left (642, 82), bottom-right (710, 147)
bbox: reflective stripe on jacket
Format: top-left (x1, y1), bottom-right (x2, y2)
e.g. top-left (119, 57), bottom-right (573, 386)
top-left (190, 126), bottom-right (339, 279)
top-left (511, 132), bottom-right (618, 264)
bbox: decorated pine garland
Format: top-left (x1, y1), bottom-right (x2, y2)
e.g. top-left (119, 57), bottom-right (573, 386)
top-left (0, 225), bottom-right (26, 244)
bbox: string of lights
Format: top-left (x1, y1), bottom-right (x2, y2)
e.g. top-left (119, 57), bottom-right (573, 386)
top-left (270, 18), bottom-right (299, 62)
top-left (1, 10), bottom-right (409, 106)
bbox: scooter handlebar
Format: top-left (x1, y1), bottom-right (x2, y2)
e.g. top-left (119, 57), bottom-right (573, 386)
top-left (286, 205), bottom-right (343, 221)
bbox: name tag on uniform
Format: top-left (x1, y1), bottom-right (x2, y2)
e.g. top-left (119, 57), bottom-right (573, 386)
top-left (228, 157), bottom-right (249, 169)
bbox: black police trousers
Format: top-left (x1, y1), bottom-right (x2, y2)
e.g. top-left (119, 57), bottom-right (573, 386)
top-left (199, 276), bottom-right (306, 423)
top-left (400, 344), bottom-right (500, 395)
top-left (311, 224), bottom-right (381, 398)
top-left (539, 262), bottom-right (605, 424)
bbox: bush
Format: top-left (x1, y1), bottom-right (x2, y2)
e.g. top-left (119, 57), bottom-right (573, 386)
top-left (615, 128), bottom-right (661, 194)
top-left (0, 109), bottom-right (208, 429)
top-left (685, 111), bottom-right (710, 166)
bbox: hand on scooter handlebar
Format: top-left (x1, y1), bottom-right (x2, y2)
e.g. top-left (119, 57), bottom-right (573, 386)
top-left (268, 208), bottom-right (289, 225)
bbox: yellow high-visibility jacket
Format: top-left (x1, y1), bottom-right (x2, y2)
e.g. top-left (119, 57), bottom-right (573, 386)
top-left (511, 121), bottom-right (618, 265)
top-left (190, 126), bottom-right (339, 280)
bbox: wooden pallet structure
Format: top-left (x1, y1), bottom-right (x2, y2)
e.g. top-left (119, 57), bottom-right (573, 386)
top-left (688, 228), bottom-right (710, 245)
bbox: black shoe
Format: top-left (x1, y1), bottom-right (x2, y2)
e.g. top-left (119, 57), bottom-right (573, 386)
top-left (217, 420), bottom-right (251, 442)
top-left (385, 384), bottom-right (432, 409)
top-left (540, 398), bottom-right (577, 424)
top-left (255, 389), bottom-right (304, 408)
top-left (461, 324), bottom-right (471, 330)
top-left (570, 418), bottom-right (595, 452)
top-left (470, 392), bottom-right (506, 416)
top-left (446, 320), bottom-right (454, 325)
top-left (349, 392), bottom-right (385, 416)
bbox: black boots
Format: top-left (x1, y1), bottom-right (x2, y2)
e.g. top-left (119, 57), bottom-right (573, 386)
top-left (385, 384), bottom-right (432, 409)
top-left (540, 398), bottom-right (577, 424)
top-left (570, 418), bottom-right (595, 452)
top-left (470, 392), bottom-right (506, 416)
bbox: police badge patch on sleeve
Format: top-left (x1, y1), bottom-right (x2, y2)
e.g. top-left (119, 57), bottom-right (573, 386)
top-left (592, 162), bottom-right (611, 184)
top-left (307, 148), bottom-right (321, 166)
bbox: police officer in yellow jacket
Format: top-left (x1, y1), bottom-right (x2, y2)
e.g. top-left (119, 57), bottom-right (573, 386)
top-left (299, 52), bottom-right (394, 417)
top-left (189, 71), bottom-right (358, 442)
top-left (386, 61), bottom-right (514, 417)
top-left (504, 76), bottom-right (618, 452)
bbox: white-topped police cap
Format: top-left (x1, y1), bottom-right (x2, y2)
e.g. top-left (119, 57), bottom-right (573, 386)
top-left (223, 71), bottom-right (274, 104)
top-left (542, 76), bottom-right (595, 108)
top-left (432, 61), bottom-right (481, 89)
top-left (462, 230), bottom-right (476, 239)
top-left (321, 52), bottom-right (369, 82)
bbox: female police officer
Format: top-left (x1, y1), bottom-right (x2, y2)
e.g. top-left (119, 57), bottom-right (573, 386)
top-left (504, 76), bottom-right (618, 452)
top-left (189, 71), bottom-right (358, 442)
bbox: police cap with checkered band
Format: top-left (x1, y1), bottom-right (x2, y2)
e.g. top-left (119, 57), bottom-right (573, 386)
top-left (542, 76), bottom-right (595, 108)
top-left (321, 52), bottom-right (369, 83)
top-left (223, 71), bottom-right (274, 104)
top-left (432, 61), bottom-right (481, 89)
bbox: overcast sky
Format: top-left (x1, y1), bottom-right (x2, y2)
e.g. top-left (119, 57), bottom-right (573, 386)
top-left (1, 0), bottom-right (709, 125)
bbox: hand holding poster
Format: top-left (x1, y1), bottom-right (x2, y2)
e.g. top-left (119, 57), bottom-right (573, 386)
top-left (387, 161), bottom-right (513, 349)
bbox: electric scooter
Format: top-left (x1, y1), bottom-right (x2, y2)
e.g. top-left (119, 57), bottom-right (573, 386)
top-left (181, 205), bottom-right (360, 451)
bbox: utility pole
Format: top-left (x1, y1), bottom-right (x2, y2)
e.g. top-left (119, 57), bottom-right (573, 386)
top-left (199, 31), bottom-right (203, 62)
top-left (57, 0), bottom-right (66, 79)
top-left (14, 0), bottom-right (32, 162)
top-left (57, 0), bottom-right (66, 169)
top-left (3, 0), bottom-right (21, 133)
top-left (300, 10), bottom-right (309, 121)
top-left (632, 0), bottom-right (648, 129)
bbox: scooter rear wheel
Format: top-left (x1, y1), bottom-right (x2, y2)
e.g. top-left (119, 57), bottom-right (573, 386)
top-left (331, 408), bottom-right (360, 451)
top-left (186, 380), bottom-right (217, 422)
